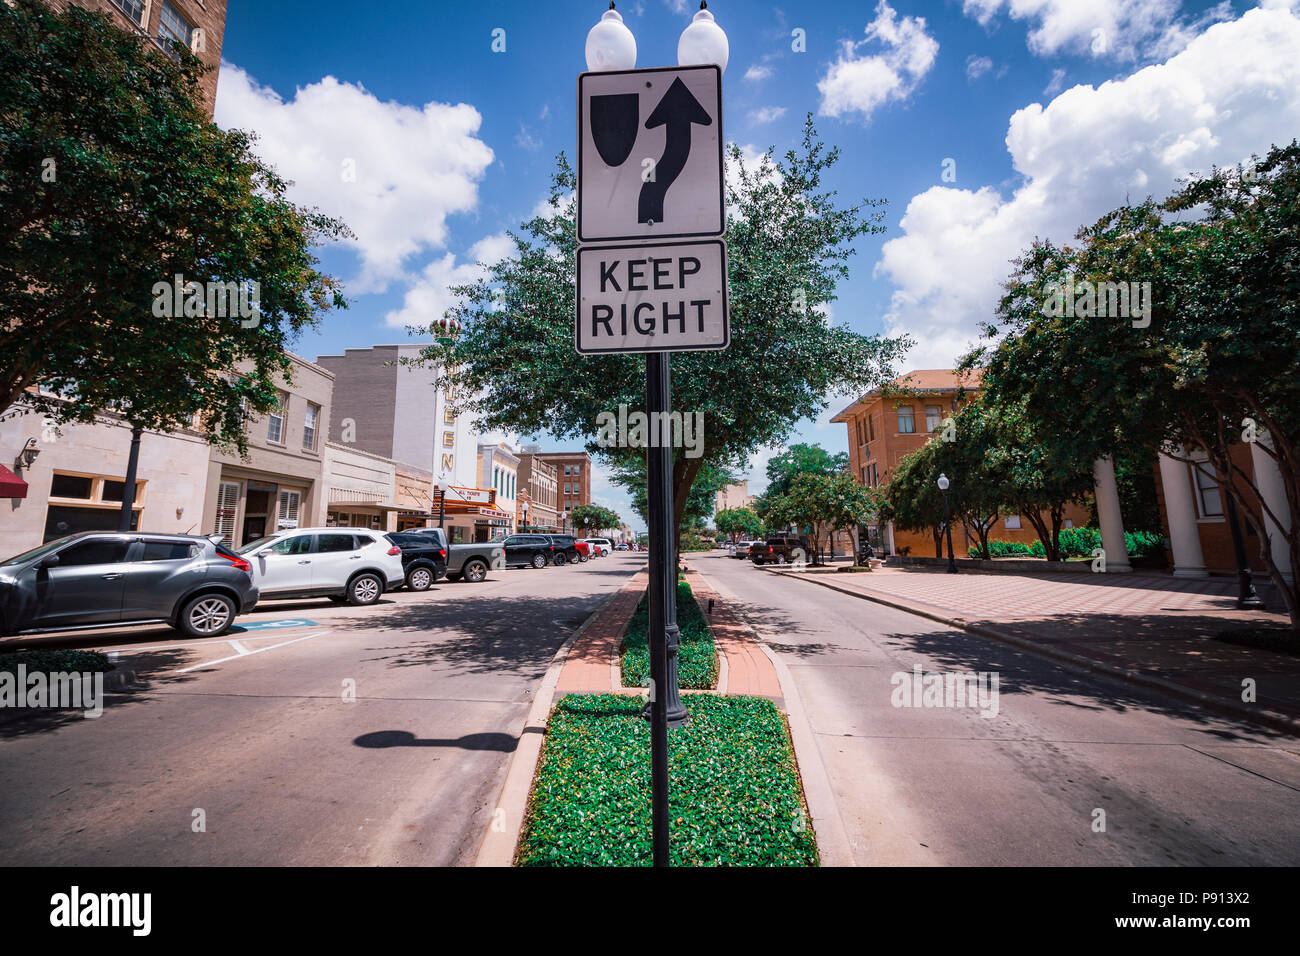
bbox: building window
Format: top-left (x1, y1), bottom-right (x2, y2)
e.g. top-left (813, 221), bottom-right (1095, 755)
top-left (277, 490), bottom-right (301, 530)
top-left (1004, 515), bottom-right (1021, 530)
top-left (926, 405), bottom-right (943, 432)
top-left (214, 482), bottom-right (240, 545)
top-left (303, 403), bottom-right (320, 451)
top-left (50, 473), bottom-right (93, 500)
top-left (897, 406), bottom-right (915, 434)
top-left (111, 0), bottom-right (147, 27)
top-left (868, 415), bottom-right (875, 442)
top-left (267, 391), bottom-right (288, 444)
top-left (158, 1), bottom-right (194, 58)
top-left (1193, 464), bottom-right (1224, 518)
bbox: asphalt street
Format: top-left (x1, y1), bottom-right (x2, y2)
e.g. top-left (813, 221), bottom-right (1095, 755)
top-left (0, 553), bottom-right (645, 866)
top-left (694, 551), bottom-right (1300, 866)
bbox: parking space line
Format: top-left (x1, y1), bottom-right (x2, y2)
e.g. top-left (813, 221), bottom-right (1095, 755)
top-left (174, 631), bottom-right (331, 674)
top-left (229, 640), bottom-right (251, 655)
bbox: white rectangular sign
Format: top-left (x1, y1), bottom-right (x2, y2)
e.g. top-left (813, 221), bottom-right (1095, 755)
top-left (578, 64), bottom-right (723, 244)
top-left (576, 239), bottom-right (729, 354)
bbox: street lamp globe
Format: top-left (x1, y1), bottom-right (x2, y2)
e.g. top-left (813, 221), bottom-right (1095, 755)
top-left (586, 3), bottom-right (637, 72)
top-left (937, 473), bottom-right (950, 492)
top-left (677, 1), bottom-right (729, 74)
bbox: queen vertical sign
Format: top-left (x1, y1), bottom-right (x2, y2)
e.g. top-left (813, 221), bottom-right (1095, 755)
top-left (576, 54), bottom-right (730, 867)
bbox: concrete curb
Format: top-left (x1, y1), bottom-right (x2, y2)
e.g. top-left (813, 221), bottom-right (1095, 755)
top-left (693, 566), bottom-right (858, 868)
top-left (766, 567), bottom-right (1300, 739)
top-left (474, 586), bottom-right (623, 867)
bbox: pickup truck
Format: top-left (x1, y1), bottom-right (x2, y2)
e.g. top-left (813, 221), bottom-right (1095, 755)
top-left (404, 528), bottom-right (504, 583)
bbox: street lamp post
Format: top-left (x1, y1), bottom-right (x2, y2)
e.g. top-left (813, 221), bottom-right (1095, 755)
top-left (937, 473), bottom-right (958, 574)
top-left (1224, 492), bottom-right (1263, 608)
top-left (582, 0), bottom-right (727, 869)
top-left (521, 498), bottom-right (530, 534)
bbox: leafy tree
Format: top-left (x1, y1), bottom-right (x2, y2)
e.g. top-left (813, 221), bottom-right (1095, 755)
top-left (407, 120), bottom-right (910, 548)
top-left (814, 471), bottom-right (878, 564)
top-left (968, 142), bottom-right (1300, 627)
top-left (764, 443), bottom-right (849, 497)
top-left (0, 0), bottom-right (349, 450)
top-left (715, 506), bottom-right (762, 541)
top-left (569, 503), bottom-right (620, 534)
top-left (606, 455), bottom-right (737, 549)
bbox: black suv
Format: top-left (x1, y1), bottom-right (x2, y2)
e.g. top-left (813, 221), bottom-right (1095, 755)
top-left (385, 532), bottom-right (448, 591)
top-left (499, 533), bottom-right (556, 569)
top-left (542, 534), bottom-right (581, 565)
top-left (751, 536), bottom-right (810, 565)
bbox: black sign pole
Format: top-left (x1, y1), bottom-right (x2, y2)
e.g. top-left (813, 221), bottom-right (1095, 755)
top-left (645, 350), bottom-right (672, 867)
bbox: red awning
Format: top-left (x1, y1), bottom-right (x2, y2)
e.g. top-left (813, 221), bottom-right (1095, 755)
top-left (0, 463), bottom-right (28, 499)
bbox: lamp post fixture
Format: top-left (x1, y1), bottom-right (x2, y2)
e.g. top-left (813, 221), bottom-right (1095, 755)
top-left (521, 498), bottom-right (530, 534)
top-left (581, 0), bottom-right (729, 870)
top-left (1224, 492), bottom-right (1263, 609)
top-left (937, 473), bottom-right (958, 574)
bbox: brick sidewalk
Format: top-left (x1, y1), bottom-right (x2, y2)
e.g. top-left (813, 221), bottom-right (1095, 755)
top-left (554, 565), bottom-right (781, 701)
top-left (773, 565), bottom-right (1300, 725)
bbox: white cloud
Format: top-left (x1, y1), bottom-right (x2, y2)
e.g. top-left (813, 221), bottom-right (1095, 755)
top-left (383, 233), bottom-right (512, 329)
top-left (214, 65), bottom-right (494, 294)
top-left (745, 64), bottom-right (774, 82)
top-left (818, 0), bottom-right (939, 121)
top-left (962, 0), bottom-right (1234, 62)
top-left (663, 0), bottom-right (688, 13)
top-left (875, 6), bottom-right (1300, 370)
top-left (1043, 67), bottom-right (1066, 95)
top-left (749, 105), bottom-right (788, 124)
top-left (966, 55), bottom-right (994, 80)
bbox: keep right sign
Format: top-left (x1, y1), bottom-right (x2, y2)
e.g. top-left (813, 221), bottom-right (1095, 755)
top-left (575, 239), bottom-right (728, 355)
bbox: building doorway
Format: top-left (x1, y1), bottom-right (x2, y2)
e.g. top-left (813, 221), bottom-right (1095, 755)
top-left (243, 489), bottom-right (271, 543)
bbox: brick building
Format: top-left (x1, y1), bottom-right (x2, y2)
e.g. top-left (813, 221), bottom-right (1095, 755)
top-left (832, 369), bottom-right (1090, 558)
top-left (536, 452), bottom-right (593, 525)
top-left (51, 0), bottom-right (228, 118)
top-left (517, 449), bottom-right (560, 533)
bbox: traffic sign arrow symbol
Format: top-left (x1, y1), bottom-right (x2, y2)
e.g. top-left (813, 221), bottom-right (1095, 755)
top-left (638, 77), bottom-right (712, 226)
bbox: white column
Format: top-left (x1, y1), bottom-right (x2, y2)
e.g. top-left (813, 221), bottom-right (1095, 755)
top-left (1250, 433), bottom-right (1293, 585)
top-left (1158, 449), bottom-right (1208, 577)
top-left (1093, 456), bottom-right (1132, 572)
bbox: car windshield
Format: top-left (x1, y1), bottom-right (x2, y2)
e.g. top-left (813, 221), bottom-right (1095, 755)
top-left (1, 539), bottom-right (65, 566)
top-left (237, 535), bottom-right (280, 555)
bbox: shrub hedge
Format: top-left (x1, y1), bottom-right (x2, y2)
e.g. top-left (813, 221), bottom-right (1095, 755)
top-left (621, 579), bottom-right (718, 689)
top-left (969, 528), bottom-right (1165, 560)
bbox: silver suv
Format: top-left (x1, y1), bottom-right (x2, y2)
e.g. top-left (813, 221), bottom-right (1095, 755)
top-left (0, 532), bottom-right (259, 638)
top-left (237, 528), bottom-right (405, 605)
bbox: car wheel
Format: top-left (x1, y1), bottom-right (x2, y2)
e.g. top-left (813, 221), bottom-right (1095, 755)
top-left (177, 593), bottom-right (236, 638)
top-left (579, 553), bottom-right (588, 563)
top-left (347, 572), bottom-right (384, 606)
top-left (778, 554), bottom-right (787, 565)
top-left (407, 566), bottom-right (434, 591)
top-left (462, 559), bottom-right (488, 583)
top-left (553, 553), bottom-right (567, 566)
top-left (531, 553), bottom-right (547, 569)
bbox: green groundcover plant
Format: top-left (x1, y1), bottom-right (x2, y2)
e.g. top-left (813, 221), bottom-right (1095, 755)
top-left (0, 650), bottom-right (111, 675)
top-left (621, 579), bottom-right (717, 689)
top-left (517, 693), bottom-right (819, 866)
top-left (969, 529), bottom-right (1163, 560)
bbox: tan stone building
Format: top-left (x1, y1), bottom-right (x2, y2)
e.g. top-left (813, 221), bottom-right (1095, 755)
top-left (536, 451), bottom-right (593, 525)
top-left (50, 0), bottom-right (228, 118)
top-left (0, 399), bottom-right (210, 557)
top-left (715, 480), bottom-right (754, 514)
top-left (517, 450), bottom-right (560, 533)
top-left (202, 353), bottom-right (334, 548)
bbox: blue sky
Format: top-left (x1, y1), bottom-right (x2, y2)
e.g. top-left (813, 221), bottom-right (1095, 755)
top-left (214, 0), bottom-right (1300, 524)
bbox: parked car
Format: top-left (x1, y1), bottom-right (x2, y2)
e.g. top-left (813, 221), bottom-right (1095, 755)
top-left (574, 540), bottom-right (591, 562)
top-left (238, 528), bottom-right (404, 605)
top-left (497, 533), bottom-right (558, 569)
top-left (402, 527), bottom-right (504, 583)
top-left (750, 536), bottom-right (810, 566)
top-left (0, 532), bottom-right (258, 639)
top-left (733, 540), bottom-right (758, 559)
top-left (385, 532), bottom-right (448, 591)
top-left (581, 537), bottom-right (613, 557)
top-left (543, 534), bottom-right (582, 565)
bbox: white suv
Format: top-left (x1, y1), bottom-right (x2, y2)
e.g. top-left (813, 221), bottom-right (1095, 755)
top-left (581, 537), bottom-right (613, 557)
top-left (238, 528), bottom-right (406, 606)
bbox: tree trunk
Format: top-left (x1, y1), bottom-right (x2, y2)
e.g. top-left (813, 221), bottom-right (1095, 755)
top-left (670, 453), bottom-right (704, 564)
